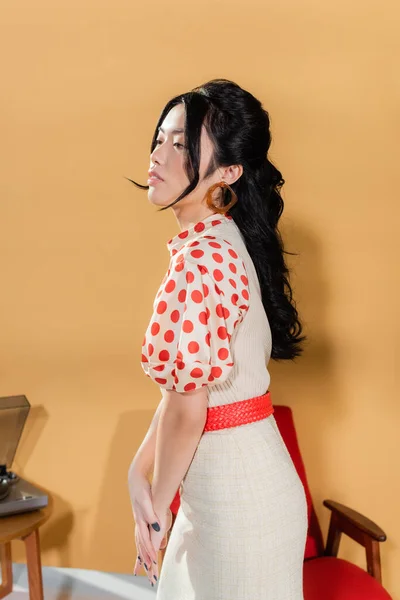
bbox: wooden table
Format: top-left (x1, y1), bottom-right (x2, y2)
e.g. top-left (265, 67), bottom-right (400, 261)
top-left (0, 486), bottom-right (52, 600)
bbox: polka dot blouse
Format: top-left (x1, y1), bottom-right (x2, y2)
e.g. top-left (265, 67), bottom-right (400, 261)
top-left (141, 213), bottom-right (251, 393)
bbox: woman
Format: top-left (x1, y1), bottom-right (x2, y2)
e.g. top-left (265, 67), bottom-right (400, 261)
top-left (128, 79), bottom-right (308, 599)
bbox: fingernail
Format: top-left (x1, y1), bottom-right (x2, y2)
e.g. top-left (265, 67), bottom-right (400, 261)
top-left (151, 582), bottom-right (154, 587)
top-left (144, 563), bottom-right (148, 570)
top-left (138, 555), bottom-right (141, 561)
top-left (151, 522), bottom-right (160, 531)
top-left (153, 560), bottom-right (157, 565)
top-left (153, 575), bottom-right (158, 581)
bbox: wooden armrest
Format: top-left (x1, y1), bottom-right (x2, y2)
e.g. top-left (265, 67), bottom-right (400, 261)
top-left (323, 499), bottom-right (386, 542)
top-left (323, 499), bottom-right (387, 583)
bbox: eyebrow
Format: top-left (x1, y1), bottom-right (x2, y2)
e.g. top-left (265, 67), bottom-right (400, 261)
top-left (158, 127), bottom-right (185, 134)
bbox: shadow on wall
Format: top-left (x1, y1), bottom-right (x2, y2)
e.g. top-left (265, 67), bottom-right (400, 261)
top-left (11, 405), bottom-right (75, 567)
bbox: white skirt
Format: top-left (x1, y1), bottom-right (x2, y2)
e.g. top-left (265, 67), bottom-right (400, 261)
top-left (156, 414), bottom-right (308, 600)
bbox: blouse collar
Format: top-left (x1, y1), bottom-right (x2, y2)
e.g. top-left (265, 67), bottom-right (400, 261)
top-left (167, 212), bottom-right (233, 256)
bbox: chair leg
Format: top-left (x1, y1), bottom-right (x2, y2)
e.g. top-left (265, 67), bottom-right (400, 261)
top-left (23, 530), bottom-right (44, 600)
top-left (0, 543), bottom-right (13, 599)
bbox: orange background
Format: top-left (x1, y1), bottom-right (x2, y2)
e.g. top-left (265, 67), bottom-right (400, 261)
top-left (1, 1), bottom-right (399, 597)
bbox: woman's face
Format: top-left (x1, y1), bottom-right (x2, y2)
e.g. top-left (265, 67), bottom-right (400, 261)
top-left (148, 103), bottom-right (219, 210)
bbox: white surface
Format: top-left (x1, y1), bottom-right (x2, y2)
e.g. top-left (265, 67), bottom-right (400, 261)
top-left (8, 563), bottom-right (157, 599)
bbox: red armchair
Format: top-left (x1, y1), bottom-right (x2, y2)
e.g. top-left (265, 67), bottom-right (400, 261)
top-left (162, 405), bottom-right (392, 600)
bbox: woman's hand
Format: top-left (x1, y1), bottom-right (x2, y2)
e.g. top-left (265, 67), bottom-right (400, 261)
top-left (149, 505), bottom-right (173, 553)
top-left (129, 470), bottom-right (164, 586)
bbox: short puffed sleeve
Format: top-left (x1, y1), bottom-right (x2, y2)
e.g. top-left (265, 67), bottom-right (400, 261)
top-left (140, 246), bottom-right (250, 393)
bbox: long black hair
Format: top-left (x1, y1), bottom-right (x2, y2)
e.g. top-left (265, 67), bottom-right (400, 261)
top-left (128, 79), bottom-right (306, 360)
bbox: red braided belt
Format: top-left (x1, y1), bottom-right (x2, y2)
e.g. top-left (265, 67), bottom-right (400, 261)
top-left (203, 391), bottom-right (273, 432)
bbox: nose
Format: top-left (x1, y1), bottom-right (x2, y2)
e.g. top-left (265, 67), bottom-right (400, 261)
top-left (150, 141), bottom-right (166, 166)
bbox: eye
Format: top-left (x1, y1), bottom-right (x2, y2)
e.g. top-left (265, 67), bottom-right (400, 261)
top-left (174, 143), bottom-right (185, 149)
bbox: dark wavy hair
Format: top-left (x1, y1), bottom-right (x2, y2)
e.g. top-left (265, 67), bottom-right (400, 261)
top-left (128, 79), bottom-right (306, 360)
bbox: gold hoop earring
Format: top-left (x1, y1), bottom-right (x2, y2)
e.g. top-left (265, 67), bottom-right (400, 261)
top-left (205, 181), bottom-right (238, 214)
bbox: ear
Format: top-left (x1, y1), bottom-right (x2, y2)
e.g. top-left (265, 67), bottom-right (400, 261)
top-left (219, 164), bottom-right (243, 185)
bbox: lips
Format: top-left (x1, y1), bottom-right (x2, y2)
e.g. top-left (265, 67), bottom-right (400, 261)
top-left (148, 170), bottom-right (164, 181)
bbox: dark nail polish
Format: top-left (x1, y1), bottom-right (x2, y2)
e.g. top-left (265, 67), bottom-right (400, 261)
top-left (151, 522), bottom-right (160, 531)
top-left (138, 555), bottom-right (141, 561)
top-left (154, 575), bottom-right (158, 581)
top-left (153, 560), bottom-right (157, 565)
top-left (151, 582), bottom-right (154, 587)
top-left (144, 563), bottom-right (148, 570)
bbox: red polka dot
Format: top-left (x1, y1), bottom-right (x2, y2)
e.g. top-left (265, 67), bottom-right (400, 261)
top-left (228, 249), bottom-right (238, 259)
top-left (242, 289), bottom-right (249, 300)
top-left (213, 269), bottom-right (224, 282)
top-left (148, 344), bottom-right (154, 356)
top-left (183, 320), bottom-right (194, 333)
top-left (151, 322), bottom-right (160, 336)
top-left (241, 274), bottom-right (248, 285)
top-left (198, 265), bottom-right (208, 275)
top-left (206, 307), bottom-right (210, 319)
top-left (231, 293), bottom-right (239, 305)
top-left (165, 279), bottom-right (176, 293)
top-left (199, 311), bottom-right (208, 325)
top-left (194, 222), bottom-right (205, 233)
top-left (142, 335), bottom-right (146, 346)
top-left (189, 240), bottom-right (200, 247)
top-left (157, 301), bottom-right (167, 314)
top-left (154, 364), bottom-right (165, 371)
top-left (203, 283), bottom-right (209, 298)
top-left (175, 261), bottom-right (184, 272)
top-left (184, 382), bottom-right (197, 391)
top-left (164, 330), bottom-right (175, 343)
top-left (155, 378), bottom-right (167, 384)
top-left (211, 366), bottom-right (222, 378)
top-left (171, 310), bottom-right (180, 323)
top-left (229, 278), bottom-right (237, 288)
top-left (191, 290), bottom-right (203, 303)
top-left (177, 350), bottom-right (183, 361)
top-left (178, 230), bottom-right (189, 240)
top-left (208, 375), bottom-right (215, 382)
top-left (178, 289), bottom-right (187, 302)
top-left (218, 348), bottom-right (229, 360)
top-left (188, 341), bottom-right (200, 353)
top-left (211, 220), bottom-right (222, 226)
top-left (217, 326), bottom-right (228, 340)
top-left (229, 263), bottom-right (237, 274)
top-left (171, 249), bottom-right (177, 256)
top-left (176, 360), bottom-right (185, 370)
top-left (159, 350), bottom-right (170, 361)
top-left (216, 304), bottom-right (230, 319)
top-left (176, 254), bottom-right (184, 263)
top-left (209, 241), bottom-right (221, 248)
top-left (141, 354), bottom-right (148, 362)
top-left (186, 271), bottom-right (195, 283)
top-left (191, 249), bottom-right (204, 259)
top-left (190, 367), bottom-right (204, 378)
top-left (205, 332), bottom-right (211, 346)
top-left (212, 253), bottom-right (223, 263)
